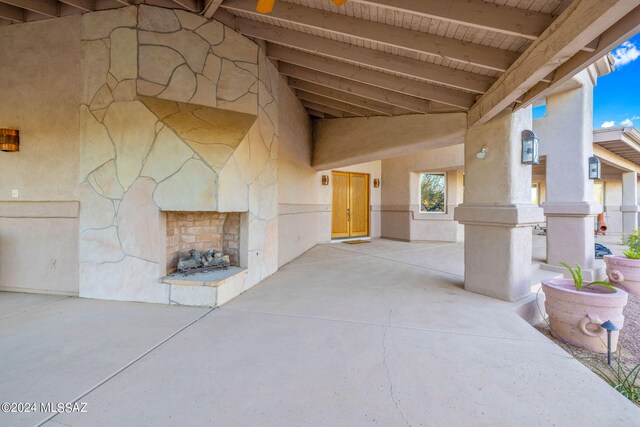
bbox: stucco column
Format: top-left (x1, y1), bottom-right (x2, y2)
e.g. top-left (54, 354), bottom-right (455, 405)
top-left (621, 171), bottom-right (638, 235)
top-left (455, 107), bottom-right (543, 302)
top-left (537, 71), bottom-right (600, 275)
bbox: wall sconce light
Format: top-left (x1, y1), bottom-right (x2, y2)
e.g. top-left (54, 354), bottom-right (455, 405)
top-left (521, 130), bottom-right (539, 165)
top-left (0, 129), bottom-right (19, 152)
top-left (588, 156), bottom-right (601, 180)
top-left (476, 146), bottom-right (487, 160)
top-left (373, 178), bottom-right (380, 188)
top-left (321, 175), bottom-right (329, 186)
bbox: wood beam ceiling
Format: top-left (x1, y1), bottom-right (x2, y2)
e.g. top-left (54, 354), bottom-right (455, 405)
top-left (268, 44), bottom-right (475, 109)
top-left (0, 2), bottom-right (24, 20)
top-left (237, 18), bottom-right (495, 94)
top-left (522, 5), bottom-right (640, 107)
top-left (1, 0), bottom-right (58, 17)
top-left (349, 0), bottom-right (554, 40)
top-left (221, 0), bottom-right (520, 72)
top-left (469, 0), bottom-right (640, 127)
top-left (300, 100), bottom-right (345, 118)
top-left (278, 63), bottom-right (430, 114)
top-left (296, 90), bottom-right (381, 117)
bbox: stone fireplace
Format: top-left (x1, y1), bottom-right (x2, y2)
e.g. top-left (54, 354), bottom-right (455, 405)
top-left (165, 211), bottom-right (243, 275)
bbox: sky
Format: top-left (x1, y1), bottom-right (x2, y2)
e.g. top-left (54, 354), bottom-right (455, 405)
top-left (533, 33), bottom-right (640, 129)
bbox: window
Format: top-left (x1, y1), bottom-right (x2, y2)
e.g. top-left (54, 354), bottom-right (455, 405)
top-left (420, 173), bottom-right (446, 213)
top-left (531, 183), bottom-right (540, 205)
top-left (594, 182), bottom-right (605, 211)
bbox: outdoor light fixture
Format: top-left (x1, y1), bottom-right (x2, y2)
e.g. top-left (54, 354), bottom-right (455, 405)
top-left (589, 156), bottom-right (601, 180)
top-left (322, 175), bottom-right (329, 186)
top-left (476, 146), bottom-right (487, 160)
top-left (521, 130), bottom-right (539, 165)
top-left (600, 320), bottom-right (619, 365)
top-left (0, 129), bottom-right (19, 152)
top-left (373, 178), bottom-right (380, 188)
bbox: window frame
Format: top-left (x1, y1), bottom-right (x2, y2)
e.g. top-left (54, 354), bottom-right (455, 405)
top-left (418, 172), bottom-right (447, 214)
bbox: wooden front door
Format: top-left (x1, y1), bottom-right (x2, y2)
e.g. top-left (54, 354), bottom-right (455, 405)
top-left (331, 171), bottom-right (370, 239)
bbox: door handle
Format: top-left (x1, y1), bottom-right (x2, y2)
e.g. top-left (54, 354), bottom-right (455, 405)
top-left (347, 208), bottom-right (350, 222)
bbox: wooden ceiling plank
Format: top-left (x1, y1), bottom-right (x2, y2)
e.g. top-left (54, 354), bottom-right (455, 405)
top-left (280, 64), bottom-right (429, 114)
top-left (289, 78), bottom-right (396, 116)
top-left (241, 19), bottom-right (494, 94)
top-left (280, 63), bottom-right (430, 114)
top-left (1, 0), bottom-right (57, 16)
top-left (296, 90), bottom-right (377, 117)
top-left (0, 2), bottom-right (25, 20)
top-left (300, 100), bottom-right (345, 118)
top-left (306, 108), bottom-right (326, 118)
top-left (203, 0), bottom-right (222, 18)
top-left (59, 0), bottom-right (93, 11)
top-left (172, 0), bottom-right (199, 13)
top-left (351, 0), bottom-right (554, 40)
top-left (469, 0), bottom-right (640, 127)
top-left (268, 44), bottom-right (475, 109)
top-left (222, 0), bottom-right (519, 72)
top-left (522, 5), bottom-right (640, 107)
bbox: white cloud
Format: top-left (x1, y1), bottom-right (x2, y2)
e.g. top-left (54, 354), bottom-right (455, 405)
top-left (620, 118), bottom-right (634, 127)
top-left (601, 121), bottom-right (615, 128)
top-left (612, 41), bottom-right (640, 67)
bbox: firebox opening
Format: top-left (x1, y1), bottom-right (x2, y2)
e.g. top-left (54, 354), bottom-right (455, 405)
top-left (165, 211), bottom-right (241, 275)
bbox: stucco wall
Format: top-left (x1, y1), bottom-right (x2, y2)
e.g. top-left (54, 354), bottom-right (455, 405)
top-left (380, 144), bottom-right (464, 242)
top-left (0, 6), bottom-right (312, 303)
top-left (0, 17), bottom-right (81, 294)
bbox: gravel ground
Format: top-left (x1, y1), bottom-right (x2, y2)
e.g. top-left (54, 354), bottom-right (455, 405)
top-left (535, 293), bottom-right (640, 402)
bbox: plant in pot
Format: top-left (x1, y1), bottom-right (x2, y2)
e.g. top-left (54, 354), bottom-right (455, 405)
top-left (542, 263), bottom-right (628, 353)
top-left (604, 229), bottom-right (640, 295)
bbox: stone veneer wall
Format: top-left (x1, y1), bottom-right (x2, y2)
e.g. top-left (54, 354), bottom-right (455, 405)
top-left (165, 211), bottom-right (240, 273)
top-left (79, 5), bottom-right (281, 304)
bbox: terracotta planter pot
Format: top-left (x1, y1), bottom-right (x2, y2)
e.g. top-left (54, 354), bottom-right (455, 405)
top-left (604, 255), bottom-right (640, 295)
top-left (542, 278), bottom-right (628, 353)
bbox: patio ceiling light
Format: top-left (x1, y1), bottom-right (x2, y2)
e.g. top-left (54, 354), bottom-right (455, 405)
top-left (0, 129), bottom-right (19, 152)
top-left (521, 130), bottom-right (539, 165)
top-left (588, 156), bottom-right (601, 180)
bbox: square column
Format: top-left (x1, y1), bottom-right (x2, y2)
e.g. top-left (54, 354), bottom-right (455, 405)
top-left (622, 171), bottom-right (638, 235)
top-left (455, 108), bottom-right (543, 302)
top-left (535, 71), bottom-right (600, 276)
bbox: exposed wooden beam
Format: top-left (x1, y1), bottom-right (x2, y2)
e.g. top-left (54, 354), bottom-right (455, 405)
top-left (59, 0), bottom-right (93, 11)
top-left (113, 0), bottom-right (130, 5)
top-left (173, 0), bottom-right (199, 13)
top-left (296, 91), bottom-right (381, 117)
top-left (1, 0), bottom-right (57, 16)
top-left (240, 19), bottom-right (494, 94)
top-left (222, 0), bottom-right (519, 72)
top-left (469, 0), bottom-right (640, 127)
top-left (202, 0), bottom-right (222, 17)
top-left (0, 2), bottom-right (24, 20)
top-left (522, 5), bottom-right (640, 107)
top-left (306, 109), bottom-right (325, 119)
top-left (289, 78), bottom-right (409, 116)
top-left (301, 100), bottom-right (345, 118)
top-left (213, 8), bottom-right (236, 28)
top-left (279, 63), bottom-right (430, 114)
top-left (351, 0), bottom-right (554, 40)
top-left (268, 44), bottom-right (475, 109)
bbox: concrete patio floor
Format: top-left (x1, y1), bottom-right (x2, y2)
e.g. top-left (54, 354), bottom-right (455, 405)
top-left (1, 239), bottom-right (639, 426)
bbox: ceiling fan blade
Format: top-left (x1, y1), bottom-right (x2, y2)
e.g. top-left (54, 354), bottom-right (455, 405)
top-left (256, 0), bottom-right (275, 13)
